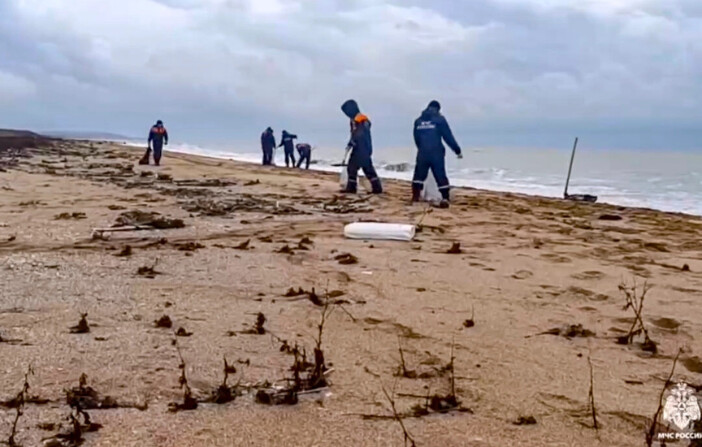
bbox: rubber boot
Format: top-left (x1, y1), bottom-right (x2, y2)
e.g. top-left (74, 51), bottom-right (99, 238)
top-left (438, 188), bottom-right (450, 208)
top-left (341, 183), bottom-right (357, 194)
top-left (370, 179), bottom-right (383, 194)
top-left (412, 185), bottom-right (422, 203)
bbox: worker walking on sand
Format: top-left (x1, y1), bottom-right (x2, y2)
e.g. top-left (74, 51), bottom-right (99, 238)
top-left (411, 100), bottom-right (462, 208)
top-left (340, 99), bottom-right (382, 194)
top-left (145, 120), bottom-right (168, 166)
top-left (296, 143), bottom-right (312, 169)
top-left (261, 127), bottom-right (276, 166)
top-left (278, 130), bottom-right (298, 167)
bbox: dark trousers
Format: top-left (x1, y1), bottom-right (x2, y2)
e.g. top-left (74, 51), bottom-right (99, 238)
top-left (284, 149), bottom-right (296, 167)
top-left (346, 150), bottom-right (382, 193)
top-left (262, 148), bottom-right (273, 165)
top-left (152, 143), bottom-right (163, 165)
top-left (412, 152), bottom-right (450, 200)
top-left (297, 153), bottom-right (311, 169)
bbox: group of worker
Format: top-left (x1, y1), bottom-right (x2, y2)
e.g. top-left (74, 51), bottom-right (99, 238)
top-left (142, 98), bottom-right (463, 207)
top-left (260, 128), bottom-right (313, 169)
top-left (260, 99), bottom-right (462, 207)
top-left (326, 98), bottom-right (462, 207)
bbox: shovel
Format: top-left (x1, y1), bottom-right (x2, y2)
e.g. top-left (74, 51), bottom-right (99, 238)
top-left (331, 147), bottom-right (351, 167)
top-left (564, 137), bottom-right (598, 203)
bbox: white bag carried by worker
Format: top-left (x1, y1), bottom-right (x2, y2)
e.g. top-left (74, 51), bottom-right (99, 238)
top-left (421, 171), bottom-right (442, 202)
top-left (344, 223), bottom-right (415, 242)
top-left (339, 166), bottom-right (348, 188)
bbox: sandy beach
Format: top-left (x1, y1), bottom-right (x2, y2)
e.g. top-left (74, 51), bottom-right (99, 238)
top-left (1, 137), bottom-right (701, 447)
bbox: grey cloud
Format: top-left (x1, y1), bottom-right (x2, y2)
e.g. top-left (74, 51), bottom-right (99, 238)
top-left (0, 0), bottom-right (700, 149)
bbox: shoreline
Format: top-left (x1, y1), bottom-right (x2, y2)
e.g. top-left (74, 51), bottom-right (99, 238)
top-left (115, 140), bottom-right (702, 218)
top-left (1, 138), bottom-right (701, 446)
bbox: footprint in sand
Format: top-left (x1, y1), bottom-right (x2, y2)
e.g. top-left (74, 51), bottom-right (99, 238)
top-left (571, 271), bottom-right (606, 280)
top-left (567, 286), bottom-right (609, 301)
top-left (682, 356), bottom-right (702, 374)
top-left (650, 317), bottom-right (682, 332)
top-left (540, 253), bottom-right (572, 263)
top-left (626, 264), bottom-right (652, 278)
top-left (512, 270), bottom-right (534, 280)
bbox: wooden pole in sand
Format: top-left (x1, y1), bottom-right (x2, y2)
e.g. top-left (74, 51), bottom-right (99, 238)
top-left (564, 137), bottom-right (579, 198)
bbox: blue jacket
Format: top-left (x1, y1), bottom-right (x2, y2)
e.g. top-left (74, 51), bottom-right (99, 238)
top-left (279, 131), bottom-right (297, 152)
top-left (341, 100), bottom-right (373, 157)
top-left (296, 143), bottom-right (311, 157)
top-left (148, 125), bottom-right (168, 147)
top-left (261, 129), bottom-right (276, 151)
top-left (413, 108), bottom-right (461, 157)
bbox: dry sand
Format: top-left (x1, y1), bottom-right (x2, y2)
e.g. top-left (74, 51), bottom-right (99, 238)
top-left (1, 139), bottom-right (701, 447)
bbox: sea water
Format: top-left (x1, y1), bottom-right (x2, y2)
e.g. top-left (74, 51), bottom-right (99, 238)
top-left (120, 141), bottom-right (702, 216)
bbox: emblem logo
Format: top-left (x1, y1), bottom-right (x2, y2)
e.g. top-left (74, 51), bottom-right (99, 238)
top-left (663, 383), bottom-right (701, 431)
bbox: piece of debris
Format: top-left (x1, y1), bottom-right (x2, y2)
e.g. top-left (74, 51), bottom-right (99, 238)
top-left (176, 242), bottom-right (204, 252)
top-left (255, 388), bottom-right (298, 406)
top-left (514, 416), bottom-right (537, 425)
top-left (242, 313), bottom-right (266, 335)
top-left (137, 260), bottom-right (161, 278)
top-left (335, 253), bottom-right (358, 265)
top-left (463, 306), bottom-right (476, 329)
top-left (682, 264), bottom-right (690, 272)
top-left (446, 242), bottom-right (462, 254)
top-left (276, 245), bottom-right (294, 254)
top-left (297, 237), bottom-right (313, 250)
top-left (66, 374), bottom-right (118, 410)
top-left (529, 324), bottom-right (594, 339)
top-left (114, 245), bottom-right (132, 257)
top-left (234, 239), bottom-right (250, 250)
top-left (157, 173), bottom-right (173, 181)
top-left (114, 210), bottom-right (184, 229)
top-left (155, 315), bottom-right (173, 329)
top-left (284, 287), bottom-right (306, 297)
top-left (54, 212), bottom-right (87, 220)
top-left (69, 314), bottom-right (90, 334)
top-left (176, 327), bottom-right (193, 337)
top-left (598, 214), bottom-right (622, 221)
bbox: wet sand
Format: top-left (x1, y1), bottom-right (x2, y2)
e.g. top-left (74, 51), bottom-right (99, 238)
top-left (1, 138), bottom-right (701, 446)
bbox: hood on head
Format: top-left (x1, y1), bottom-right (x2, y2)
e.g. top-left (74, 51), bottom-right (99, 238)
top-left (421, 107), bottom-right (439, 119)
top-left (422, 100), bottom-right (441, 118)
top-left (266, 127), bottom-right (273, 133)
top-left (341, 100), bottom-right (360, 119)
top-left (156, 120), bottom-right (163, 126)
top-left (282, 130), bottom-right (289, 137)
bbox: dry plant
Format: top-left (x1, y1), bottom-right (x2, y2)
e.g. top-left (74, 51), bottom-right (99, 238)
top-left (617, 280), bottom-right (657, 353)
top-left (4, 366), bottom-right (33, 447)
top-left (645, 348), bottom-right (682, 447)
top-left (168, 338), bottom-right (198, 412)
top-left (382, 384), bottom-right (417, 447)
top-left (587, 355), bottom-right (599, 432)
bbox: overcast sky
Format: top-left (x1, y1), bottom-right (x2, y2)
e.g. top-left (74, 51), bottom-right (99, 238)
top-left (1, 0), bottom-right (701, 150)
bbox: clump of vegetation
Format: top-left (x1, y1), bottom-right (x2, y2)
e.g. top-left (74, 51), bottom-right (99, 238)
top-left (69, 314), bottom-right (90, 334)
top-left (616, 280), bottom-right (657, 353)
top-left (168, 339), bottom-right (198, 412)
